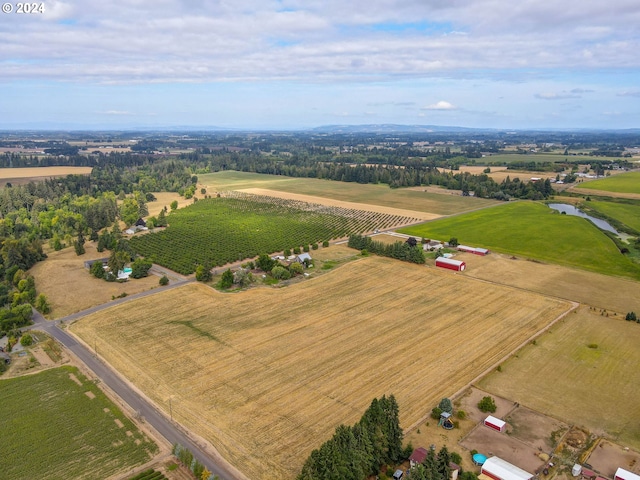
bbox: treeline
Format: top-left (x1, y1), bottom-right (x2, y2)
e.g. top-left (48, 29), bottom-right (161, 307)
top-left (348, 234), bottom-right (426, 264)
top-left (298, 395), bottom-right (404, 480)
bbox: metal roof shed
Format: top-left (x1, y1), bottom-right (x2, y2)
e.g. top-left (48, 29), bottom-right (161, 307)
top-left (481, 456), bottom-right (533, 480)
top-left (615, 468), bottom-right (640, 480)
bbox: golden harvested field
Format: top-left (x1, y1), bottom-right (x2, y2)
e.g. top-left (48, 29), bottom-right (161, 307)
top-left (478, 306), bottom-right (640, 450)
top-left (459, 252), bottom-right (640, 313)
top-left (70, 257), bottom-right (571, 480)
top-left (146, 191), bottom-right (193, 218)
top-left (238, 187), bottom-right (438, 221)
top-left (0, 166), bottom-right (93, 185)
top-left (566, 186), bottom-right (640, 200)
top-left (198, 171), bottom-right (501, 215)
top-left (30, 243), bottom-right (160, 319)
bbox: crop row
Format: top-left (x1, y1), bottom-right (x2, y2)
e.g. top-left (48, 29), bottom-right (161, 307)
top-left (130, 194), bottom-right (418, 274)
top-left (128, 469), bottom-right (168, 480)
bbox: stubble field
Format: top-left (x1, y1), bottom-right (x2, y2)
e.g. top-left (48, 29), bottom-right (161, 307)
top-left (70, 256), bottom-right (571, 480)
top-left (198, 171), bottom-right (501, 215)
top-left (478, 306), bottom-right (640, 451)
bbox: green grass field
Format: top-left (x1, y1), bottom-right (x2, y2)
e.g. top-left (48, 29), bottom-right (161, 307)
top-left (0, 366), bottom-right (157, 480)
top-left (586, 200), bottom-right (640, 232)
top-left (198, 171), bottom-right (500, 215)
top-left (479, 308), bottom-right (640, 450)
top-left (575, 171), bottom-right (640, 194)
top-left (398, 201), bottom-right (640, 279)
top-left (483, 153), bottom-right (605, 165)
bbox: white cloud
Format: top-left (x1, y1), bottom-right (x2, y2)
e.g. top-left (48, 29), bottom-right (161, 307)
top-left (534, 92), bottom-right (581, 100)
top-left (100, 110), bottom-right (133, 115)
top-left (617, 90), bottom-right (640, 97)
top-left (423, 101), bottom-right (456, 110)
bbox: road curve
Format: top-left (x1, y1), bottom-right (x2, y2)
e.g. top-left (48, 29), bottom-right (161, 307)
top-left (30, 279), bottom-right (243, 480)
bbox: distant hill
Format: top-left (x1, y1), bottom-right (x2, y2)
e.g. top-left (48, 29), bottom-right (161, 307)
top-left (310, 124), bottom-right (486, 134)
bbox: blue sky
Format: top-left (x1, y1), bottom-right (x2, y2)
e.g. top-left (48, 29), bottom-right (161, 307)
top-left (1, 0), bottom-right (639, 130)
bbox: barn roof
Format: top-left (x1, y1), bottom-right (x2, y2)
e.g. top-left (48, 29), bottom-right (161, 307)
top-left (296, 253), bottom-right (312, 262)
top-left (481, 456), bottom-right (533, 480)
top-left (485, 415), bottom-right (506, 428)
top-left (616, 468), bottom-right (640, 480)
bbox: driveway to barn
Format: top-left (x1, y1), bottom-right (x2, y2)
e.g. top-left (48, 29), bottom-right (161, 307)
top-left (29, 277), bottom-right (246, 480)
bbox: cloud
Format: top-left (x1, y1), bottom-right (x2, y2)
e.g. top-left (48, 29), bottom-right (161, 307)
top-left (0, 0), bottom-right (639, 84)
top-left (423, 101), bottom-right (456, 110)
top-left (617, 91), bottom-right (640, 97)
top-left (534, 92), bottom-right (581, 100)
top-left (100, 110), bottom-right (133, 115)
top-left (570, 88), bottom-right (594, 94)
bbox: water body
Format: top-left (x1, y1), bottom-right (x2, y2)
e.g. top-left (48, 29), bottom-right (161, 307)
top-left (548, 203), bottom-right (619, 234)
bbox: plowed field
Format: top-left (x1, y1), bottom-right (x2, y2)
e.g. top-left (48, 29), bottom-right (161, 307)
top-left (70, 257), bottom-right (571, 480)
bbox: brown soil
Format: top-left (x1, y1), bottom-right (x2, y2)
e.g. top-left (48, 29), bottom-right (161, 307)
top-left (587, 440), bottom-right (640, 477)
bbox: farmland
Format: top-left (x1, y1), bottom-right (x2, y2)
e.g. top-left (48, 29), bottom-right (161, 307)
top-left (575, 171), bottom-right (640, 194)
top-left (129, 192), bottom-right (421, 273)
top-left (399, 201), bottom-right (640, 280)
top-left (585, 200), bottom-right (640, 232)
top-left (198, 171), bottom-right (501, 215)
top-left (0, 166), bottom-right (93, 185)
top-left (70, 257), bottom-right (571, 480)
top-left (0, 366), bottom-right (158, 480)
top-left (478, 307), bottom-right (640, 450)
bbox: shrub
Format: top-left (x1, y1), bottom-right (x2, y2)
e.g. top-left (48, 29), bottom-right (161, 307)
top-left (293, 247), bottom-right (301, 254)
top-left (626, 311), bottom-right (637, 321)
top-left (478, 396), bottom-right (497, 413)
top-left (456, 410), bottom-right (466, 419)
top-left (430, 406), bottom-right (442, 419)
top-left (219, 269), bottom-right (233, 288)
top-left (90, 261), bottom-right (105, 279)
top-left (284, 248), bottom-right (291, 257)
top-left (20, 333), bottom-right (33, 347)
top-left (587, 343), bottom-right (598, 349)
top-left (195, 264), bottom-right (212, 282)
top-left (303, 245), bottom-right (310, 252)
top-left (159, 275), bottom-right (169, 286)
top-left (322, 240), bottom-right (329, 247)
top-left (451, 452), bottom-right (463, 465)
top-left (271, 266), bottom-right (291, 280)
top-left (438, 398), bottom-right (453, 414)
top-left (312, 243), bottom-right (319, 250)
top-left (289, 262), bottom-right (304, 275)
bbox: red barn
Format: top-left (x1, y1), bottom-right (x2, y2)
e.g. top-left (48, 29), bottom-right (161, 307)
top-left (436, 257), bottom-right (466, 271)
top-left (484, 415), bottom-right (506, 432)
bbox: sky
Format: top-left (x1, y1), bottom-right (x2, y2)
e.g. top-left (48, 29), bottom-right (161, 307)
top-left (1, 0), bottom-right (639, 130)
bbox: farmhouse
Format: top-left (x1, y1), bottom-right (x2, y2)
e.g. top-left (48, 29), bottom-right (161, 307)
top-left (480, 456), bottom-right (533, 480)
top-left (423, 240), bottom-right (444, 251)
top-left (435, 257), bottom-right (466, 272)
top-left (409, 447), bottom-right (428, 467)
top-left (458, 245), bottom-right (490, 256)
top-left (615, 468), bottom-right (640, 480)
top-left (484, 415), bottom-right (506, 432)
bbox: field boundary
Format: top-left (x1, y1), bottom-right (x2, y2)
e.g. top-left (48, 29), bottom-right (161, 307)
top-left (404, 299), bottom-right (578, 434)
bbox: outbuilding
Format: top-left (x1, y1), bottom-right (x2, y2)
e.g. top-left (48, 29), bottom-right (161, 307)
top-left (435, 257), bottom-right (466, 271)
top-left (458, 245), bottom-right (490, 256)
top-left (484, 415), bottom-right (506, 432)
top-left (615, 468), bottom-right (640, 480)
top-left (481, 456), bottom-right (533, 480)
top-left (409, 447), bottom-right (429, 468)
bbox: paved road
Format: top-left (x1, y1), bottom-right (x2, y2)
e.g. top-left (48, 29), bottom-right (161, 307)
top-left (30, 279), bottom-right (240, 480)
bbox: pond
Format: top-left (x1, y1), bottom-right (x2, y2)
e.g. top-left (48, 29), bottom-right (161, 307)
top-left (548, 203), bottom-right (618, 234)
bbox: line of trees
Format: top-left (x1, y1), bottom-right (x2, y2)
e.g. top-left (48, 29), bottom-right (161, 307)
top-left (298, 395), bottom-right (404, 480)
top-left (348, 234), bottom-right (426, 264)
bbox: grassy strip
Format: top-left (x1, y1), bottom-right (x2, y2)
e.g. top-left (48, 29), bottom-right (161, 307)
top-left (575, 171), bottom-right (640, 194)
top-left (583, 200), bottom-right (640, 233)
top-left (398, 201), bottom-right (640, 279)
top-left (0, 366), bottom-right (157, 480)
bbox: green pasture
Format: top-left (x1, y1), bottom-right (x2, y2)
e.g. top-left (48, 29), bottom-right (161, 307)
top-left (198, 171), bottom-right (500, 215)
top-left (482, 153), bottom-right (597, 164)
top-left (0, 366), bottom-right (157, 480)
top-left (575, 171), bottom-right (640, 194)
top-left (398, 201), bottom-right (640, 279)
top-left (586, 201), bottom-right (640, 232)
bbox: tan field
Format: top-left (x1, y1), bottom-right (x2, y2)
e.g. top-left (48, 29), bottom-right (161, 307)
top-left (238, 187), bottom-right (439, 221)
top-left (70, 256), bottom-right (571, 480)
top-left (0, 166), bottom-right (93, 185)
top-left (478, 306), bottom-right (640, 450)
top-left (146, 192), bottom-right (194, 218)
top-left (566, 186), bottom-right (640, 200)
top-left (458, 252), bottom-right (640, 313)
top-left (30, 243), bottom-right (160, 319)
